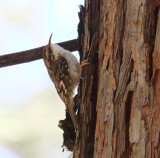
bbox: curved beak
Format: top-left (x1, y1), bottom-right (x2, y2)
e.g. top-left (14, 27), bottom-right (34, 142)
top-left (48, 33), bottom-right (53, 45)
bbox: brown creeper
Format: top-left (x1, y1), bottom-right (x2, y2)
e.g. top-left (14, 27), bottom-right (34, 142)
top-left (43, 34), bottom-right (80, 130)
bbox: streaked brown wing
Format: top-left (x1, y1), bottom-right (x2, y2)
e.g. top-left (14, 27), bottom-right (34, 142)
top-left (49, 55), bottom-right (71, 102)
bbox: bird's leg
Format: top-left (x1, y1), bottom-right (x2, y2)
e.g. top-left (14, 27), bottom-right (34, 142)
top-left (78, 59), bottom-right (90, 79)
top-left (79, 59), bottom-right (90, 71)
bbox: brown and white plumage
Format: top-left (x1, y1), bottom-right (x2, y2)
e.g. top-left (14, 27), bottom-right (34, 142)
top-left (43, 34), bottom-right (80, 130)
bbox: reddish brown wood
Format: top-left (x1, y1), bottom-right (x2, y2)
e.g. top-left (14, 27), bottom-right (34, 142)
top-left (74, 0), bottom-right (160, 158)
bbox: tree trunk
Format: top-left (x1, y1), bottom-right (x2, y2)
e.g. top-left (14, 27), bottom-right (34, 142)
top-left (74, 0), bottom-right (160, 158)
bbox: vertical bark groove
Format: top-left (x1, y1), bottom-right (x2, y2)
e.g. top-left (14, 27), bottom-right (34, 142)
top-left (75, 0), bottom-right (160, 157)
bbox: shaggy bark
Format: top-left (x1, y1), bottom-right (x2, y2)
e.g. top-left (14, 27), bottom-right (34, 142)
top-left (75, 0), bottom-right (160, 158)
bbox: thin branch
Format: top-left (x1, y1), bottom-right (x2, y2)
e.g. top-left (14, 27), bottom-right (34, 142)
top-left (0, 39), bottom-right (78, 68)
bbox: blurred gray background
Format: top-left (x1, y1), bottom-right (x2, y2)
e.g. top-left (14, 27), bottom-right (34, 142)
top-left (0, 0), bottom-right (84, 157)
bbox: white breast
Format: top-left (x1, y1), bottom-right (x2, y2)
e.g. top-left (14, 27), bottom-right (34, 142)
top-left (51, 44), bottom-right (80, 90)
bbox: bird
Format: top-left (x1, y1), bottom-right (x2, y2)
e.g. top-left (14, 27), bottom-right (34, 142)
top-left (43, 34), bottom-right (80, 130)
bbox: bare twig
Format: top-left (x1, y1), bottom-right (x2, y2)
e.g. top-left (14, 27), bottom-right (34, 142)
top-left (0, 39), bottom-right (78, 68)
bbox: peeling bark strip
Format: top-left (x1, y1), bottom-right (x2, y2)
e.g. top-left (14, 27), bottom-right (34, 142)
top-left (75, 0), bottom-right (160, 158)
